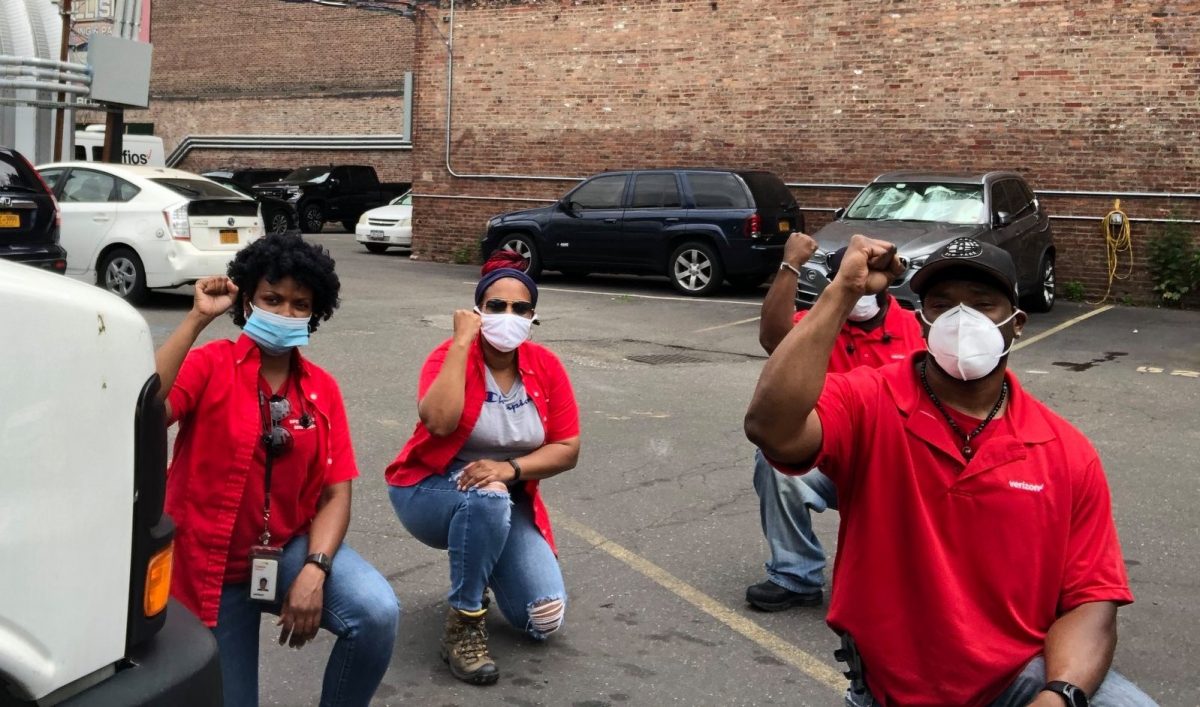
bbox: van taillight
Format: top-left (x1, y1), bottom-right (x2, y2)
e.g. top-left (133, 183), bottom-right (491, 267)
top-left (744, 213), bottom-right (761, 239)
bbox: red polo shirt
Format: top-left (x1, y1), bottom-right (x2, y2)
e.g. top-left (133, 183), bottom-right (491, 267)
top-left (794, 352), bottom-right (1133, 706)
top-left (386, 338), bottom-right (580, 554)
top-left (166, 335), bottom-right (358, 626)
top-left (793, 295), bottom-right (924, 374)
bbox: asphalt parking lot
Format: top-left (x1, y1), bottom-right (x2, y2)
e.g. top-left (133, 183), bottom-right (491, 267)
top-left (138, 234), bottom-right (1200, 706)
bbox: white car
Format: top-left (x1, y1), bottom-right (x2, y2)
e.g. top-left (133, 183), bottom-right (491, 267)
top-left (35, 162), bottom-right (263, 303)
top-left (355, 191), bottom-right (412, 253)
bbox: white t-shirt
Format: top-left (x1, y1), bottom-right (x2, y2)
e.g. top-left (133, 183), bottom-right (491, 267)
top-left (455, 368), bottom-right (546, 462)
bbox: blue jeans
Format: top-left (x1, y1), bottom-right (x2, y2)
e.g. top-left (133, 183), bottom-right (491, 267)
top-left (388, 466), bottom-right (567, 639)
top-left (753, 449), bottom-right (838, 593)
top-left (211, 537), bottom-right (400, 707)
top-left (844, 655), bottom-right (1159, 706)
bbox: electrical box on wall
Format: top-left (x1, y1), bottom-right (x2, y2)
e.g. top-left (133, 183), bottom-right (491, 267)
top-left (88, 35), bottom-right (154, 108)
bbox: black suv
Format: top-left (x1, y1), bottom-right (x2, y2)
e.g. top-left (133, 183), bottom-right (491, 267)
top-left (481, 169), bottom-right (803, 296)
top-left (253, 165), bottom-right (409, 233)
top-left (0, 146), bottom-right (65, 273)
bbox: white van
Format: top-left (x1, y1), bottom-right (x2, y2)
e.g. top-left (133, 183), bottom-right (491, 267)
top-left (73, 126), bottom-right (166, 167)
top-left (0, 260), bottom-right (222, 705)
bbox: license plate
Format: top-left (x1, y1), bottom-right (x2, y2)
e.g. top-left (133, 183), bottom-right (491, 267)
top-left (368, 230), bottom-right (386, 241)
top-left (778, 220), bottom-right (790, 232)
top-left (0, 212), bottom-right (19, 228)
top-left (219, 229), bottom-right (239, 244)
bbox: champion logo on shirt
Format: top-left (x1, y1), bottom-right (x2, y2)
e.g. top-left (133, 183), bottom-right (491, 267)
top-left (485, 391), bottom-right (534, 413)
top-left (1008, 480), bottom-right (1045, 493)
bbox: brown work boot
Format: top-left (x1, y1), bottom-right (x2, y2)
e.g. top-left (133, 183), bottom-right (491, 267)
top-left (440, 606), bottom-right (500, 685)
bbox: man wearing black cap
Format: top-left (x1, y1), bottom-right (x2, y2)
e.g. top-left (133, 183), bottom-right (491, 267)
top-left (745, 232), bottom-right (924, 612)
top-left (745, 235), bottom-right (1155, 706)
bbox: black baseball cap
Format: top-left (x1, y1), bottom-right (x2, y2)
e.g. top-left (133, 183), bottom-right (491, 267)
top-left (910, 237), bottom-right (1019, 305)
top-left (824, 246), bottom-right (849, 278)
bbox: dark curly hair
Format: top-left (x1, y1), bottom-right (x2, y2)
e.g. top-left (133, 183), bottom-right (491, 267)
top-left (226, 233), bottom-right (341, 333)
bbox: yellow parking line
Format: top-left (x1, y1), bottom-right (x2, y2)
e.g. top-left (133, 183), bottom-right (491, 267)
top-left (1012, 306), bottom-right (1114, 352)
top-left (693, 316), bottom-right (762, 333)
top-left (559, 516), bottom-right (845, 691)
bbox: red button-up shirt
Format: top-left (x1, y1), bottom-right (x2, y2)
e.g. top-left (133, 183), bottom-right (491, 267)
top-left (386, 338), bottom-right (580, 554)
top-left (793, 295), bottom-right (925, 374)
top-left (789, 352), bottom-right (1133, 706)
top-left (166, 335), bottom-right (358, 626)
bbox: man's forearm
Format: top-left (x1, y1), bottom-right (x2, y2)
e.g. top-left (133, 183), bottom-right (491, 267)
top-left (759, 266), bottom-right (798, 355)
top-left (745, 282), bottom-right (857, 459)
top-left (1042, 601), bottom-right (1119, 697)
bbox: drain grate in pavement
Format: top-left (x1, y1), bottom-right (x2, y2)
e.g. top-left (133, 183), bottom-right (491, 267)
top-left (625, 353), bottom-right (710, 366)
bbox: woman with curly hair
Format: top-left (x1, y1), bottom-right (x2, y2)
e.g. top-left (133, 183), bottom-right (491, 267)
top-left (154, 233), bottom-right (399, 707)
top-left (387, 251), bottom-right (581, 686)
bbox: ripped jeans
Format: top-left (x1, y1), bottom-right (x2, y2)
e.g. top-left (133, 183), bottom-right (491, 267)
top-left (388, 464), bottom-right (567, 639)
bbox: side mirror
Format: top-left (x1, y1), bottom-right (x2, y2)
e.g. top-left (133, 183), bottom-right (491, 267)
top-left (833, 207), bottom-right (846, 220)
top-left (561, 199), bottom-right (578, 213)
top-left (996, 211), bottom-right (1013, 226)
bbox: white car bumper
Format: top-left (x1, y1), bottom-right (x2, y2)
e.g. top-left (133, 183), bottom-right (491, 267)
top-left (144, 240), bottom-right (241, 289)
top-left (356, 223), bottom-right (413, 247)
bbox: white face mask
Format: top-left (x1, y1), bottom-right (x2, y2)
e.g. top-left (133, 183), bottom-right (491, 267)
top-left (919, 304), bottom-right (1019, 381)
top-left (476, 308), bottom-right (534, 353)
top-left (848, 295), bottom-right (881, 322)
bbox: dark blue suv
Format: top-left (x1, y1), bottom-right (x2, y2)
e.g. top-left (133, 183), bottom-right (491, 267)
top-left (481, 169), bottom-right (802, 296)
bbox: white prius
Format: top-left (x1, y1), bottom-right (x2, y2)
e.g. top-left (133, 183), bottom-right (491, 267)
top-left (35, 162), bottom-right (264, 304)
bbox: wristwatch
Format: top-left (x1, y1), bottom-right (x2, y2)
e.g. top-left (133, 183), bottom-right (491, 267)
top-left (305, 552), bottom-right (333, 576)
top-left (1043, 681), bottom-right (1088, 707)
top-left (779, 261), bottom-right (803, 278)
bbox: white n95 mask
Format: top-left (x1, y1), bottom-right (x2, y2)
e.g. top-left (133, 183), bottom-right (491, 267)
top-left (920, 305), bottom-right (1019, 381)
top-left (848, 295), bottom-right (881, 322)
top-left (476, 308), bottom-right (534, 352)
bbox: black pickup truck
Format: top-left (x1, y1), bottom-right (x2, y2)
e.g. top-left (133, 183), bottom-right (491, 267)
top-left (252, 165), bottom-right (410, 233)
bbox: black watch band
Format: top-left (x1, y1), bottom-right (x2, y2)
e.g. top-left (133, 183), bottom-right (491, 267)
top-left (305, 552), bottom-right (333, 576)
top-left (1043, 681), bottom-right (1089, 707)
top-left (506, 458), bottom-right (522, 483)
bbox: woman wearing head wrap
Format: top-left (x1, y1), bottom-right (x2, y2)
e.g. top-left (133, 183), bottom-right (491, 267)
top-left (386, 252), bottom-right (581, 685)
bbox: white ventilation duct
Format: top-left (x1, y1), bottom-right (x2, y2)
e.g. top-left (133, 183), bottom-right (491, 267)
top-left (0, 0), bottom-right (71, 162)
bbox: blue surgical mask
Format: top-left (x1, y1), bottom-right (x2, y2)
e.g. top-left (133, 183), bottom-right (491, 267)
top-left (243, 303), bottom-right (310, 356)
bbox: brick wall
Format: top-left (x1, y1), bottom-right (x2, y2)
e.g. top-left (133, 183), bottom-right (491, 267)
top-left (409, 0), bottom-right (1200, 302)
top-left (130, 0), bottom-right (415, 180)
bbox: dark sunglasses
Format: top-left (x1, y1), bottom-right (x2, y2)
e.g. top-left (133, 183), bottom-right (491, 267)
top-left (262, 394), bottom-right (294, 458)
top-left (482, 298), bottom-right (535, 316)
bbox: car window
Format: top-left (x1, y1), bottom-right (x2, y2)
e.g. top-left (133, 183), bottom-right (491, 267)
top-left (738, 172), bottom-right (796, 209)
top-left (1010, 180), bottom-right (1036, 215)
top-left (74, 145), bottom-right (87, 160)
top-left (91, 146), bottom-right (103, 161)
top-left (0, 152), bottom-right (40, 192)
top-left (114, 179), bottom-right (141, 203)
top-left (630, 174), bottom-right (682, 209)
top-left (685, 172), bottom-right (752, 209)
top-left (60, 169), bottom-right (117, 203)
top-left (991, 180), bottom-right (1020, 221)
top-left (846, 182), bottom-right (985, 225)
top-left (569, 175), bottom-right (627, 210)
top-left (38, 168), bottom-right (65, 191)
top-left (350, 167), bottom-right (379, 189)
top-left (150, 178), bottom-right (244, 199)
top-left (391, 191), bottom-right (412, 206)
top-left (285, 167), bottom-right (331, 183)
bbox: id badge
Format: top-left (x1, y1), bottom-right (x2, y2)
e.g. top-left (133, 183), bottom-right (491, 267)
top-left (249, 545), bottom-right (283, 603)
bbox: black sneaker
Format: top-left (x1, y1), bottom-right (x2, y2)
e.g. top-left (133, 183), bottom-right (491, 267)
top-left (745, 580), bottom-right (823, 611)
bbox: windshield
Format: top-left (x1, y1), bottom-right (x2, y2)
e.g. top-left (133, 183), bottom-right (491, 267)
top-left (390, 191), bottom-right (412, 206)
top-left (846, 183), bottom-right (986, 225)
top-left (152, 178), bottom-right (247, 200)
top-left (284, 167), bottom-right (331, 183)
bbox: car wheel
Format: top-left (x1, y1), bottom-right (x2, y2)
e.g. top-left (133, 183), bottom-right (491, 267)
top-left (268, 210), bottom-right (291, 235)
top-left (1023, 253), bottom-right (1056, 313)
top-left (500, 233), bottom-right (542, 278)
top-left (365, 243), bottom-right (389, 254)
top-left (301, 204), bottom-right (325, 233)
top-left (341, 220), bottom-right (357, 233)
top-left (669, 241), bottom-right (724, 296)
top-left (728, 273), bottom-right (770, 292)
top-left (98, 247), bottom-right (148, 304)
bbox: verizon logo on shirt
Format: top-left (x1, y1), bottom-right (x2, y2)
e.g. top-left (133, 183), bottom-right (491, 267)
top-left (1009, 480), bottom-right (1045, 492)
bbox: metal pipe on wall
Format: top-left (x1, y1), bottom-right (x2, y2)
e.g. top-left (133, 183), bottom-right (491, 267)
top-left (0, 79), bottom-right (88, 94)
top-left (0, 55), bottom-right (89, 73)
top-left (133, 0), bottom-right (143, 39)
